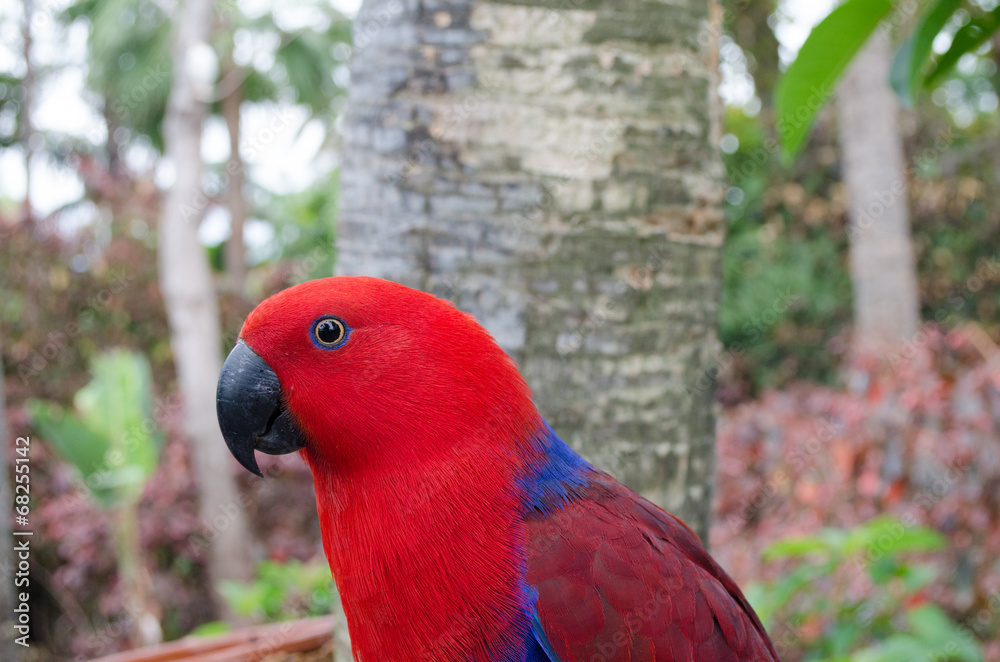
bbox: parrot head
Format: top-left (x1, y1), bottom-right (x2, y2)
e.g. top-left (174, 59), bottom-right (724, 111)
top-left (216, 277), bottom-right (780, 662)
top-left (217, 277), bottom-right (561, 661)
top-left (216, 276), bottom-right (541, 477)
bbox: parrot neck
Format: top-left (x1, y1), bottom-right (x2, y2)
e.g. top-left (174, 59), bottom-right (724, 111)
top-left (306, 416), bottom-right (593, 662)
top-left (519, 420), bottom-right (595, 514)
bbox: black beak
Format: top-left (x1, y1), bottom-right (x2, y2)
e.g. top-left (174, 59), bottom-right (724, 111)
top-left (216, 340), bottom-right (309, 476)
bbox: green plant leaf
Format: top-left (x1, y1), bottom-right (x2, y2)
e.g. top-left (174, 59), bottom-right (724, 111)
top-left (829, 621), bottom-right (864, 657)
top-left (28, 350), bottom-right (163, 508)
top-left (852, 633), bottom-right (932, 662)
top-left (742, 583), bottom-right (774, 627)
top-left (763, 528), bottom-right (847, 560)
top-left (221, 559), bottom-right (335, 622)
top-left (189, 621), bottom-right (231, 637)
top-left (775, 0), bottom-right (896, 158)
top-left (868, 556), bottom-right (899, 586)
top-left (925, 7), bottom-right (1000, 88)
top-left (851, 516), bottom-right (946, 557)
top-left (900, 563), bottom-right (939, 592)
top-left (907, 604), bottom-right (983, 661)
top-left (27, 400), bottom-right (117, 506)
top-left (890, 0), bottom-right (963, 106)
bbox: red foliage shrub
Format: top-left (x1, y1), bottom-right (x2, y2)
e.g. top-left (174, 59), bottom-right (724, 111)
top-left (711, 325), bottom-right (1000, 659)
top-left (2, 224), bottom-right (321, 658)
top-left (25, 414), bottom-right (322, 659)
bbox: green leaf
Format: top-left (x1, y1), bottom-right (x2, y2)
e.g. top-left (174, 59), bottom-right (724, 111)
top-left (907, 604), bottom-right (983, 661)
top-left (900, 563), bottom-right (939, 592)
top-left (925, 7), bottom-right (1000, 88)
top-left (28, 350), bottom-right (163, 508)
top-left (189, 621), bottom-right (231, 637)
top-left (27, 400), bottom-right (117, 506)
top-left (742, 583), bottom-right (773, 627)
top-left (762, 535), bottom-right (829, 559)
top-left (65, 0), bottom-right (172, 147)
top-left (852, 633), bottom-right (932, 662)
top-left (850, 516), bottom-right (945, 557)
top-left (890, 0), bottom-right (963, 106)
top-left (221, 559), bottom-right (335, 621)
top-left (763, 527), bottom-right (847, 560)
top-left (868, 556), bottom-right (899, 586)
top-left (775, 0), bottom-right (896, 158)
top-left (828, 621), bottom-right (864, 656)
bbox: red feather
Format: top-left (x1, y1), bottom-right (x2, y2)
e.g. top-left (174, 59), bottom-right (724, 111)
top-left (243, 278), bottom-right (542, 662)
top-left (527, 473), bottom-right (779, 662)
top-left (237, 277), bottom-right (779, 662)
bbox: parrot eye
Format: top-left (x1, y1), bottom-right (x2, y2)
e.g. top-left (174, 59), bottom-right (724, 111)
top-left (312, 316), bottom-right (348, 349)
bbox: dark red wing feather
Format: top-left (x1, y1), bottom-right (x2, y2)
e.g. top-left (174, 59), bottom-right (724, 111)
top-left (526, 473), bottom-right (779, 662)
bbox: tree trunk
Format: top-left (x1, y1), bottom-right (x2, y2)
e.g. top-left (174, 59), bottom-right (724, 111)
top-left (20, 0), bottom-right (34, 224)
top-left (113, 503), bottom-right (162, 646)
top-left (725, 0), bottom-right (779, 110)
top-left (222, 67), bottom-right (248, 298)
top-left (338, 0), bottom-right (725, 540)
top-left (159, 0), bottom-right (253, 608)
top-left (836, 31), bottom-right (920, 348)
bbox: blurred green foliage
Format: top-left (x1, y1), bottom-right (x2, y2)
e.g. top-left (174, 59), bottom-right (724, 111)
top-left (65, 0), bottom-right (173, 148)
top-left (206, 169), bottom-right (339, 294)
top-left (718, 97), bottom-right (1000, 395)
top-left (220, 559), bottom-right (335, 622)
top-left (719, 107), bottom-right (852, 392)
top-left (775, 0), bottom-right (895, 157)
top-left (266, 169), bottom-right (339, 281)
top-left (747, 517), bottom-right (981, 662)
top-left (0, 72), bottom-right (23, 148)
top-left (778, 0), bottom-right (1000, 156)
top-left (27, 349), bottom-right (164, 507)
top-left (63, 0), bottom-right (351, 150)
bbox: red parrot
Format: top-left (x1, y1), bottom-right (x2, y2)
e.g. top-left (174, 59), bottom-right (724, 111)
top-left (216, 277), bottom-right (779, 662)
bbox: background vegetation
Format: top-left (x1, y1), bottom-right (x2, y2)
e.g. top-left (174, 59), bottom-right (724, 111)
top-left (1, 0), bottom-right (999, 660)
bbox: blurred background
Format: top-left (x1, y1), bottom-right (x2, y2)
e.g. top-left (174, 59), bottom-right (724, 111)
top-left (0, 0), bottom-right (999, 660)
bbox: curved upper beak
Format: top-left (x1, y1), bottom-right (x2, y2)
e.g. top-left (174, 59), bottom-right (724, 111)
top-left (216, 340), bottom-right (309, 476)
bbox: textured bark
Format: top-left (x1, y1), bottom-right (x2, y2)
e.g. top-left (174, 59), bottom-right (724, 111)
top-left (222, 72), bottom-right (249, 298)
top-left (338, 0), bottom-right (725, 540)
top-left (836, 32), bottom-right (920, 348)
top-left (726, 0), bottom-right (779, 109)
top-left (20, 0), bottom-right (34, 224)
top-left (158, 0), bottom-right (253, 607)
top-left (113, 503), bottom-right (162, 646)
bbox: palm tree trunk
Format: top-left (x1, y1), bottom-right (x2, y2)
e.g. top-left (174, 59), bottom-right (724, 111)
top-left (20, 0), bottom-right (34, 224)
top-left (339, 0), bottom-right (725, 540)
top-left (222, 68), bottom-right (248, 298)
top-left (159, 0), bottom-right (253, 609)
top-left (836, 31), bottom-right (921, 348)
top-left (113, 502), bottom-right (162, 646)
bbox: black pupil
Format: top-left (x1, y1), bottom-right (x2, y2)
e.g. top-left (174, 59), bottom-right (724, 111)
top-left (316, 319), bottom-right (343, 345)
